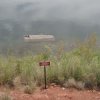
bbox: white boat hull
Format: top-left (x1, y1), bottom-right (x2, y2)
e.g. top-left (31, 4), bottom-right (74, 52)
top-left (24, 35), bottom-right (55, 42)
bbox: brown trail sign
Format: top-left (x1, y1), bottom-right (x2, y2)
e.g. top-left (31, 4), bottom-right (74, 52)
top-left (39, 61), bottom-right (50, 89)
top-left (39, 61), bottom-right (50, 66)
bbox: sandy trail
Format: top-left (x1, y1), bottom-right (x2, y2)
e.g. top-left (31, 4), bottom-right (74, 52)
top-left (0, 86), bottom-right (100, 100)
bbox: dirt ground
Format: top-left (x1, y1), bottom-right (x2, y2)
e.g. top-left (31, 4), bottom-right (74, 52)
top-left (0, 85), bottom-right (100, 100)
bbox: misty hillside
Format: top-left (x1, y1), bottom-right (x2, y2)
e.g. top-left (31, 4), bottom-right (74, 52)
top-left (0, 20), bottom-right (100, 44)
top-left (0, 0), bottom-right (100, 53)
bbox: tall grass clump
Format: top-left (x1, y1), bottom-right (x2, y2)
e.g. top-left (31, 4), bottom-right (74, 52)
top-left (0, 56), bottom-right (17, 86)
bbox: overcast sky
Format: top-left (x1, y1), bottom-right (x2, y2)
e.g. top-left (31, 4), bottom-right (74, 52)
top-left (0, 0), bottom-right (100, 24)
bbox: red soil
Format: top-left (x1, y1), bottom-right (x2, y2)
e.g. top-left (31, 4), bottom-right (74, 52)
top-left (0, 85), bottom-right (100, 100)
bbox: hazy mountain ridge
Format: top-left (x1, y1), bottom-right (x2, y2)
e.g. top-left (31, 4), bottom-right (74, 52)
top-left (0, 0), bottom-right (100, 53)
top-left (0, 20), bottom-right (100, 43)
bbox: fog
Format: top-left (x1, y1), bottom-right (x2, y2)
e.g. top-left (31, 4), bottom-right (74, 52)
top-left (0, 0), bottom-right (100, 52)
top-left (1, 0), bottom-right (100, 21)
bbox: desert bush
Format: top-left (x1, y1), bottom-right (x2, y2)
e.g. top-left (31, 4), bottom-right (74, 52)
top-left (76, 81), bottom-right (85, 90)
top-left (23, 83), bottom-right (36, 94)
top-left (23, 85), bottom-right (33, 94)
top-left (64, 78), bottom-right (77, 88)
top-left (64, 78), bottom-right (85, 90)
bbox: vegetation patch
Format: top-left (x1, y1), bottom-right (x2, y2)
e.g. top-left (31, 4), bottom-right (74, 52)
top-left (0, 34), bottom-right (99, 90)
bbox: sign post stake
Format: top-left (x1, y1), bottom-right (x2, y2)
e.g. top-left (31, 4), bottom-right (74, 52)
top-left (44, 65), bottom-right (47, 89)
top-left (39, 61), bottom-right (50, 89)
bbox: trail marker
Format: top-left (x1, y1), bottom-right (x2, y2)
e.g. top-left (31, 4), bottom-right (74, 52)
top-left (39, 61), bottom-right (50, 67)
top-left (39, 61), bottom-right (50, 89)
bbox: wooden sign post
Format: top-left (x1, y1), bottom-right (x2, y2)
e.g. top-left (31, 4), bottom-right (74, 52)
top-left (39, 61), bottom-right (50, 89)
